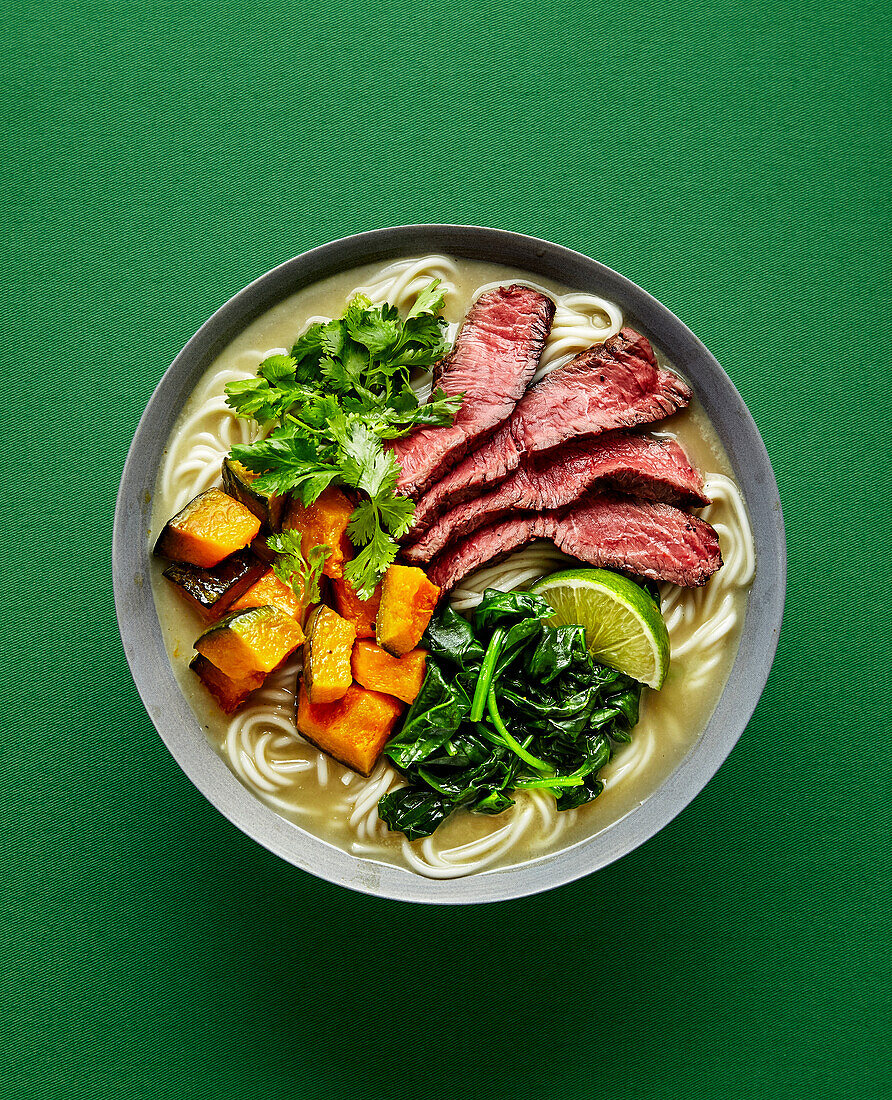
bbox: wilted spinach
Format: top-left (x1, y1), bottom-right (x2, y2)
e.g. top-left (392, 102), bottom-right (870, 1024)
top-left (378, 589), bottom-right (646, 840)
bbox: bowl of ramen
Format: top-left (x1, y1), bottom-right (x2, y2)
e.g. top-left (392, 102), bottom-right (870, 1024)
top-left (113, 225), bottom-right (785, 903)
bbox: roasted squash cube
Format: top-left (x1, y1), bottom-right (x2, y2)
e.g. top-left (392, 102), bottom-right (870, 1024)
top-left (376, 564), bottom-right (440, 656)
top-left (283, 487), bottom-right (354, 579)
top-left (195, 605), bottom-right (304, 682)
top-left (303, 605), bottom-right (356, 704)
top-left (189, 654), bottom-right (264, 714)
top-left (229, 568), bottom-right (307, 620)
top-left (351, 641), bottom-right (427, 704)
top-left (162, 550), bottom-right (266, 621)
top-left (222, 457), bottom-right (284, 530)
top-left (296, 682), bottom-right (404, 776)
top-left (330, 577), bottom-right (381, 639)
top-left (155, 488), bottom-right (261, 568)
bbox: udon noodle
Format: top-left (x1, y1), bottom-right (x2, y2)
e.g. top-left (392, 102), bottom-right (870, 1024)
top-left (154, 256), bottom-right (755, 878)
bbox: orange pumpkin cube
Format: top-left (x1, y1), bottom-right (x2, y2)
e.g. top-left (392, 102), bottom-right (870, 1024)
top-left (351, 641), bottom-right (427, 704)
top-left (195, 605), bottom-right (304, 682)
top-left (376, 564), bottom-right (440, 656)
top-left (296, 682), bottom-right (404, 776)
top-left (155, 488), bottom-right (261, 568)
top-left (330, 576), bottom-right (381, 638)
top-left (283, 487), bottom-right (354, 579)
top-left (229, 568), bottom-right (307, 621)
top-left (303, 605), bottom-right (356, 704)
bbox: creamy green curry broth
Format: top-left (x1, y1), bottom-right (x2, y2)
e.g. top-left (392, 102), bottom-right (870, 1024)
top-left (151, 257), bottom-right (750, 871)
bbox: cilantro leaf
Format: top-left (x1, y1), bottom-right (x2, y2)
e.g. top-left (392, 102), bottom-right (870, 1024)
top-left (405, 311), bottom-right (449, 347)
top-left (224, 376), bottom-right (281, 422)
top-left (411, 387), bottom-right (464, 425)
top-left (320, 319), bottom-right (346, 358)
top-left (406, 279), bottom-right (446, 319)
top-left (259, 354), bottom-right (297, 385)
top-left (346, 307), bottom-right (402, 355)
top-left (320, 339), bottom-right (368, 391)
top-left (230, 434), bottom-right (339, 502)
top-left (345, 522), bottom-right (400, 599)
top-left (291, 324), bottom-right (325, 363)
top-left (376, 492), bottom-right (416, 539)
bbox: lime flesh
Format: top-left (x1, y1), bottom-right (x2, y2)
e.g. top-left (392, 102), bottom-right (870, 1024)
top-left (530, 568), bottom-right (670, 689)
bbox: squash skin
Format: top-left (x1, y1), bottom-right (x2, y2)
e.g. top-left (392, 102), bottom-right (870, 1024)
top-left (283, 487), bottom-right (354, 579)
top-left (330, 577), bottom-right (381, 639)
top-left (351, 641), bottom-right (427, 704)
top-left (376, 564), bottom-right (441, 656)
top-left (195, 605), bottom-right (304, 681)
top-left (296, 682), bottom-right (404, 776)
top-left (303, 605), bottom-right (356, 704)
top-left (189, 654), bottom-right (263, 713)
top-left (229, 568), bottom-right (306, 620)
top-left (155, 488), bottom-right (261, 568)
top-left (162, 550), bottom-right (266, 621)
top-left (221, 458), bottom-right (284, 530)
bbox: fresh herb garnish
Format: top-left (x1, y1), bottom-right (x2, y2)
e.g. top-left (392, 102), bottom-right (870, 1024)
top-left (225, 281), bottom-right (461, 598)
top-left (377, 589), bottom-right (644, 840)
top-left (266, 530), bottom-right (330, 612)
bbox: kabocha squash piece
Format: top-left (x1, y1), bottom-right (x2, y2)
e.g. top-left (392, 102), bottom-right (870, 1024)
top-left (155, 488), bottom-right (261, 568)
top-left (283, 487), bottom-right (354, 579)
top-left (229, 568), bottom-right (307, 621)
top-left (195, 605), bottom-right (304, 682)
top-left (222, 457), bottom-right (284, 530)
top-left (303, 605), bottom-right (356, 704)
top-left (162, 550), bottom-right (266, 621)
top-left (296, 682), bottom-right (404, 777)
top-left (351, 641), bottom-right (427, 705)
top-left (376, 564), bottom-right (441, 656)
top-left (189, 654), bottom-right (264, 714)
top-left (330, 577), bottom-right (381, 639)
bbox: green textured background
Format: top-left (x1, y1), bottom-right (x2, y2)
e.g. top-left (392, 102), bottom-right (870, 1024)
top-left (3, 1), bottom-right (890, 1097)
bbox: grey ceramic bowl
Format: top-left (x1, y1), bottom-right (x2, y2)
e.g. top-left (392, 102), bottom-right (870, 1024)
top-left (113, 225), bottom-right (786, 903)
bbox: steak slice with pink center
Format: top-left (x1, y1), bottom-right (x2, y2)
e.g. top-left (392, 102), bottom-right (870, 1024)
top-left (403, 434), bottom-right (709, 564)
top-left (426, 492), bottom-right (722, 592)
top-left (392, 284), bottom-right (555, 498)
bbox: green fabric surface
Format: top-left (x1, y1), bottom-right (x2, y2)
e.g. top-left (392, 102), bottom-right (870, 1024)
top-left (3, 0), bottom-right (889, 1097)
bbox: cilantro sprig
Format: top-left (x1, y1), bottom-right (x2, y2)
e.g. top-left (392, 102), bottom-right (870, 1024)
top-left (267, 530), bottom-right (330, 614)
top-left (225, 281), bottom-right (460, 599)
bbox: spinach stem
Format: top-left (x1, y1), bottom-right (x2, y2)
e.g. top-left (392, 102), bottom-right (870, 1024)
top-left (485, 687), bottom-right (553, 776)
top-left (514, 775), bottom-right (585, 790)
top-left (469, 627), bottom-right (505, 722)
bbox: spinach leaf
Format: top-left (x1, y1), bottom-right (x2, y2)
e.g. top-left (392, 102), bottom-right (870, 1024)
top-left (378, 788), bottom-right (455, 841)
top-left (383, 664), bottom-right (469, 769)
top-left (421, 604), bottom-right (485, 671)
top-left (473, 589), bottom-right (552, 633)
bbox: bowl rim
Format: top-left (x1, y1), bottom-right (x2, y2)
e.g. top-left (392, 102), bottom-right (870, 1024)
top-left (113, 224), bottom-right (786, 904)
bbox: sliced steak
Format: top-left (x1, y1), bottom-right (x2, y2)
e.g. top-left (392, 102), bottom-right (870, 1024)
top-left (404, 435), bottom-right (709, 564)
top-left (410, 328), bottom-right (691, 532)
top-left (427, 492), bottom-right (722, 591)
top-left (392, 285), bottom-right (555, 497)
top-left (511, 328), bottom-right (691, 454)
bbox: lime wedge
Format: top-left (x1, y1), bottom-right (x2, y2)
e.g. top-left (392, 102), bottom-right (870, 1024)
top-left (530, 569), bottom-right (670, 688)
